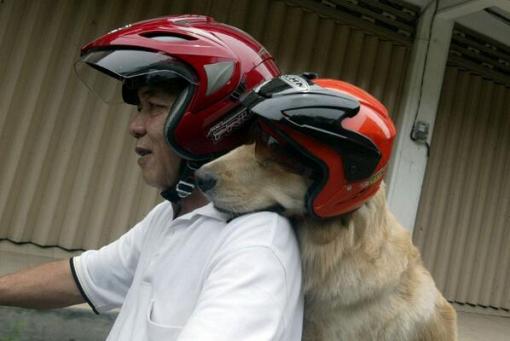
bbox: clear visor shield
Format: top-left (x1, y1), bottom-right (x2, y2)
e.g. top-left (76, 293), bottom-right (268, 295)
top-left (74, 49), bottom-right (196, 104)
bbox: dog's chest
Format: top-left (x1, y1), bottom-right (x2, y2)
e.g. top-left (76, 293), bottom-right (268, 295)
top-left (295, 223), bottom-right (364, 299)
top-left (295, 220), bottom-right (410, 340)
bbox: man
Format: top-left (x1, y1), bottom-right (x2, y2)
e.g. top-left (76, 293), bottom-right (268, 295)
top-left (0, 15), bottom-right (303, 340)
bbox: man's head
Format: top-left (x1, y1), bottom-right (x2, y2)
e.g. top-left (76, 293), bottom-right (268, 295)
top-left (78, 15), bottom-right (280, 200)
top-left (129, 86), bottom-right (181, 190)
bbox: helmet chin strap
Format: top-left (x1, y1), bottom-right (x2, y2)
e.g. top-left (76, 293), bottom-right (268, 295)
top-left (160, 160), bottom-right (202, 203)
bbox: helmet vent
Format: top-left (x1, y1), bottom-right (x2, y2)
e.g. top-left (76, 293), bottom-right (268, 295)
top-left (141, 32), bottom-right (196, 42)
top-left (204, 61), bottom-right (234, 96)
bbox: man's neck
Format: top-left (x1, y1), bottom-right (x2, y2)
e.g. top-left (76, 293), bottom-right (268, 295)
top-left (173, 190), bottom-right (209, 218)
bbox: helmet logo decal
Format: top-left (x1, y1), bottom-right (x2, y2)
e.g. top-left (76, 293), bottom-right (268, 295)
top-left (361, 166), bottom-right (386, 189)
top-left (207, 108), bottom-right (253, 143)
top-left (281, 75), bottom-right (310, 91)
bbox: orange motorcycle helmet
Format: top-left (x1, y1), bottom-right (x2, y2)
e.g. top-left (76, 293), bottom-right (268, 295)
top-left (242, 75), bottom-right (397, 218)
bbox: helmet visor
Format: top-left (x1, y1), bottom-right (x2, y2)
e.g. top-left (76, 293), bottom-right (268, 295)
top-left (75, 49), bottom-right (197, 104)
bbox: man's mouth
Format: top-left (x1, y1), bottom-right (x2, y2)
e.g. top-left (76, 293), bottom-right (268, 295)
top-left (135, 147), bottom-right (152, 157)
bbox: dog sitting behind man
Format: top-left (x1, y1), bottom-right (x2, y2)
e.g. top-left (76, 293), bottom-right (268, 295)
top-left (195, 76), bottom-right (457, 340)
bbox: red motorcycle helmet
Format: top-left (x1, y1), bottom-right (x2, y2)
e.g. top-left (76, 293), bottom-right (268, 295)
top-left (242, 75), bottom-right (396, 218)
top-left (78, 14), bottom-right (280, 161)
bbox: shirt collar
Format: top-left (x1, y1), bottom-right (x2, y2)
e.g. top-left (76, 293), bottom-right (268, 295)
top-left (174, 202), bottom-right (229, 222)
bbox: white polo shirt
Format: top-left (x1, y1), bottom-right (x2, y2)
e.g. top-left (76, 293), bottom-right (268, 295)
top-left (71, 202), bottom-right (303, 340)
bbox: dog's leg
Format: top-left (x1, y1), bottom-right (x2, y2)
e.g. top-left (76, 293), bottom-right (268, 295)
top-left (403, 296), bottom-right (457, 341)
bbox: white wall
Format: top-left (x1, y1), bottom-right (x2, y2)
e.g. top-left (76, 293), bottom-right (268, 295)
top-left (388, 0), bottom-right (510, 232)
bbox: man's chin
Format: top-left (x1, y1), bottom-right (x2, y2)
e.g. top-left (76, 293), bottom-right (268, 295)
top-left (140, 172), bottom-right (171, 191)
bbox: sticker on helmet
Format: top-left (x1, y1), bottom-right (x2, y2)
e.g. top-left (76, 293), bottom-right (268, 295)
top-left (280, 75), bottom-right (310, 92)
top-left (361, 166), bottom-right (386, 188)
top-left (207, 108), bottom-right (253, 143)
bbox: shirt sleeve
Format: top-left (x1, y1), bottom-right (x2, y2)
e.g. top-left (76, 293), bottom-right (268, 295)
top-left (71, 202), bottom-right (171, 313)
top-left (177, 213), bottom-right (303, 341)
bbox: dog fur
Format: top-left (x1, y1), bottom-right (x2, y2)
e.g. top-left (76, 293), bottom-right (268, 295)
top-left (197, 143), bottom-right (457, 341)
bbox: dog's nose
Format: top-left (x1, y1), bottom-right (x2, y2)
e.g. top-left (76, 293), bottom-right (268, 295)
top-left (195, 170), bottom-right (217, 192)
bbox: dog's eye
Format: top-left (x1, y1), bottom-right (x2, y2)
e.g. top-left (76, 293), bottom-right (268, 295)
top-left (254, 128), bottom-right (317, 176)
top-left (256, 140), bottom-right (308, 174)
top-left (274, 151), bottom-right (307, 173)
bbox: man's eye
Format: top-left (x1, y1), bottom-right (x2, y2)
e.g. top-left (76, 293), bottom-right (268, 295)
top-left (150, 102), bottom-right (169, 110)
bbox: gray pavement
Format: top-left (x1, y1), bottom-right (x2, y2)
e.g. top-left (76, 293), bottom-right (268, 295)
top-left (457, 308), bottom-right (510, 341)
top-left (0, 304), bottom-right (509, 340)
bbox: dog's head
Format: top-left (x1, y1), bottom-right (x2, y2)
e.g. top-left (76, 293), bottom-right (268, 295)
top-left (195, 141), bottom-right (312, 217)
top-left (195, 76), bottom-right (397, 219)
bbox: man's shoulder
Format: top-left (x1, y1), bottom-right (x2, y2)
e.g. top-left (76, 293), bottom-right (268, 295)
top-left (134, 201), bottom-right (174, 239)
top-left (145, 200), bottom-right (174, 222)
top-left (219, 211), bottom-right (296, 252)
top-left (228, 211), bottom-right (291, 230)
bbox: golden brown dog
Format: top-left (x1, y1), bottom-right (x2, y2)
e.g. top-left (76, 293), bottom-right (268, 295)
top-left (196, 143), bottom-right (457, 341)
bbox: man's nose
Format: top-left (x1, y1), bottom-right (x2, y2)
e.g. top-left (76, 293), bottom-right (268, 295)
top-left (129, 113), bottom-right (146, 138)
top-left (195, 169), bottom-right (217, 192)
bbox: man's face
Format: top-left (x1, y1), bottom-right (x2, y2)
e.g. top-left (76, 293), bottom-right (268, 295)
top-left (129, 86), bottom-right (181, 190)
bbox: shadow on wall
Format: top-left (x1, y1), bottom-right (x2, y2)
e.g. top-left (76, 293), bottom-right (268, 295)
top-left (0, 306), bottom-right (116, 341)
